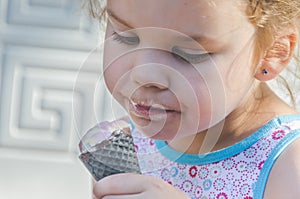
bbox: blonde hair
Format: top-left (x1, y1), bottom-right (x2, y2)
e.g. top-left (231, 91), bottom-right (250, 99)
top-left (246, 0), bottom-right (300, 65)
top-left (83, 0), bottom-right (300, 108)
top-left (246, 0), bottom-right (300, 108)
top-left (82, 0), bottom-right (107, 25)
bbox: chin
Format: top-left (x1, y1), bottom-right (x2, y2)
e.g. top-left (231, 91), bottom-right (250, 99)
top-left (141, 129), bottom-right (177, 141)
top-left (131, 118), bottom-right (179, 141)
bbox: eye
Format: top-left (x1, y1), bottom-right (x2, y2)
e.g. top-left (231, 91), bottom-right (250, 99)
top-left (112, 31), bottom-right (140, 46)
top-left (171, 47), bottom-right (210, 64)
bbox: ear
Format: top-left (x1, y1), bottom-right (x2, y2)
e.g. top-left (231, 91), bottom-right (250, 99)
top-left (255, 25), bottom-right (298, 81)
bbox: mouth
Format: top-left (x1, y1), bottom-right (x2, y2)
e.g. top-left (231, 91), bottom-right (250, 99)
top-left (128, 100), bottom-right (178, 121)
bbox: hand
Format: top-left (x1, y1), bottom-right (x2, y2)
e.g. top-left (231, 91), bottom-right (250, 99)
top-left (93, 173), bottom-right (190, 199)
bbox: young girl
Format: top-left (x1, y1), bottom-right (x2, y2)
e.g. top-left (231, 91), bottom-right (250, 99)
top-left (85, 0), bottom-right (300, 198)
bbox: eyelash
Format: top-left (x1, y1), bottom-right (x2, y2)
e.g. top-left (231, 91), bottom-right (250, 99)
top-left (171, 47), bottom-right (210, 64)
top-left (111, 31), bottom-right (210, 64)
top-left (112, 31), bottom-right (140, 45)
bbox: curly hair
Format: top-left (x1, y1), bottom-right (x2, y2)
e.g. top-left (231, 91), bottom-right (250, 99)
top-left (246, 0), bottom-right (300, 62)
top-left (248, 0), bottom-right (300, 107)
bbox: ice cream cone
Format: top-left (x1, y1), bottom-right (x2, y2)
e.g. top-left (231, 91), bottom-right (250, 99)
top-left (79, 119), bottom-right (140, 181)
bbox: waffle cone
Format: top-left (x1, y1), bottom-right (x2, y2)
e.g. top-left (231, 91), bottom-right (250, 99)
top-left (79, 129), bottom-right (140, 181)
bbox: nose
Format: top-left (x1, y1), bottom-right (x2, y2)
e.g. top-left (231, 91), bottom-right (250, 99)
top-left (130, 49), bottom-right (170, 90)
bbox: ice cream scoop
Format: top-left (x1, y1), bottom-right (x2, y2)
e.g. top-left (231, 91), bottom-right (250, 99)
top-left (79, 118), bottom-right (140, 181)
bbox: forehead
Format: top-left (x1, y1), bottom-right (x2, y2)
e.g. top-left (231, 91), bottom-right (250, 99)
top-left (107, 0), bottom-right (248, 38)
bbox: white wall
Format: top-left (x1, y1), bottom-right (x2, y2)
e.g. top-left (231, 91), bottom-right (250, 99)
top-left (0, 0), bottom-right (115, 198)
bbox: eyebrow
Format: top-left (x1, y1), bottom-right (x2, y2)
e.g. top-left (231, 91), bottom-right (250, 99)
top-left (107, 9), bottom-right (134, 29)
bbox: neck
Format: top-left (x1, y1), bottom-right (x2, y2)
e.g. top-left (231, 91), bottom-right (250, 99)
top-left (168, 82), bottom-right (298, 154)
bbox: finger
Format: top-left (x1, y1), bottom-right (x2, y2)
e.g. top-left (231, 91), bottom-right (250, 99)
top-left (93, 173), bottom-right (147, 198)
top-left (102, 193), bottom-right (144, 199)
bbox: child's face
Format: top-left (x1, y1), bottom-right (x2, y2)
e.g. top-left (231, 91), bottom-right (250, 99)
top-left (103, 0), bottom-right (257, 140)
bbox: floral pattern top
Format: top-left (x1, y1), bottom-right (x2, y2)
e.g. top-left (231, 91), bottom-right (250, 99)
top-left (132, 115), bottom-right (300, 199)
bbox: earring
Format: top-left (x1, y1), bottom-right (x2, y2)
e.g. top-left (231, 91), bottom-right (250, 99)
top-left (262, 69), bottom-right (268, 75)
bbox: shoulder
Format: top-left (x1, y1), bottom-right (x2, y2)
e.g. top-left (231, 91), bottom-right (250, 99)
top-left (264, 136), bottom-right (300, 199)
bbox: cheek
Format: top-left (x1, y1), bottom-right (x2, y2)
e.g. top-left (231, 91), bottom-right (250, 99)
top-left (103, 67), bottom-right (116, 94)
top-left (103, 56), bottom-right (131, 95)
top-left (192, 83), bottom-right (215, 128)
top-left (217, 54), bottom-right (255, 110)
top-left (180, 68), bottom-right (227, 130)
top-left (103, 39), bottom-right (135, 95)
top-left (170, 73), bottom-right (212, 129)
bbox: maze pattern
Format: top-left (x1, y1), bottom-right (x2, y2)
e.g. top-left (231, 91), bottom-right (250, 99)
top-left (0, 0), bottom-right (109, 151)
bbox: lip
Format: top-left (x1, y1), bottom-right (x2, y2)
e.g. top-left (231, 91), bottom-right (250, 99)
top-left (128, 99), bottom-right (179, 121)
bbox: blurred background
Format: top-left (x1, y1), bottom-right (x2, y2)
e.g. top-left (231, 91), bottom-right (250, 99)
top-left (0, 0), bottom-right (122, 198)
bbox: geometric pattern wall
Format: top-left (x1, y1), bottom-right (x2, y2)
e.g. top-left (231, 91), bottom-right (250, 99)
top-left (0, 0), bottom-right (109, 152)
